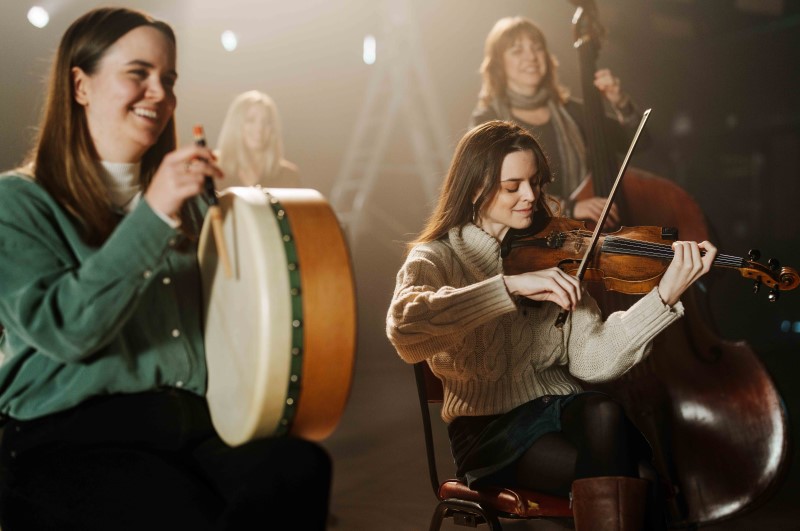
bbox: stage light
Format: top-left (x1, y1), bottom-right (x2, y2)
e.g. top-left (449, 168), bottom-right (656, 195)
top-left (363, 35), bottom-right (376, 65)
top-left (221, 31), bottom-right (238, 52)
top-left (671, 112), bottom-right (692, 137)
top-left (27, 6), bottom-right (49, 28)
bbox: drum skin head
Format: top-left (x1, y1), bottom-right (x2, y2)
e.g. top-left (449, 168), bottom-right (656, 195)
top-left (200, 188), bottom-right (293, 446)
top-left (199, 187), bottom-right (356, 446)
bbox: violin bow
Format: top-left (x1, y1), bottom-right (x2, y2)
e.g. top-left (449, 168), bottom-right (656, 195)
top-left (554, 108), bottom-right (652, 328)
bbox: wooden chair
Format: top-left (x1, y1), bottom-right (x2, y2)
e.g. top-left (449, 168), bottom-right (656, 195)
top-left (413, 362), bottom-right (573, 530)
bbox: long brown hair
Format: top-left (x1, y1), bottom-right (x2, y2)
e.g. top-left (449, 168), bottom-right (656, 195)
top-left (477, 16), bottom-right (568, 110)
top-left (412, 120), bottom-right (552, 248)
top-left (26, 7), bottom-right (178, 245)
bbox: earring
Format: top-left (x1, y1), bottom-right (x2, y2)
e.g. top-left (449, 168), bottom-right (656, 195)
top-left (472, 202), bottom-right (477, 224)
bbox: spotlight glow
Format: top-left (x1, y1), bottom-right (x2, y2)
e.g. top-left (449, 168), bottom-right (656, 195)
top-left (221, 31), bottom-right (238, 52)
top-left (363, 35), bottom-right (376, 65)
top-left (27, 6), bottom-right (49, 28)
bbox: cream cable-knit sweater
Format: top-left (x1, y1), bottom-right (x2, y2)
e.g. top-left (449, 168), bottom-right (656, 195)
top-left (387, 223), bottom-right (684, 423)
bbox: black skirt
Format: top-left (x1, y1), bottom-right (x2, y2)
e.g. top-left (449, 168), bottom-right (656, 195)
top-left (448, 391), bottom-right (591, 488)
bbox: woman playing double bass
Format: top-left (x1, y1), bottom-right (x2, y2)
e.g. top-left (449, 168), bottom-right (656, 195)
top-left (470, 16), bottom-right (646, 225)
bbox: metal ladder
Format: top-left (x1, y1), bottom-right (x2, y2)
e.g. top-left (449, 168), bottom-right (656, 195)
top-left (329, 0), bottom-right (451, 249)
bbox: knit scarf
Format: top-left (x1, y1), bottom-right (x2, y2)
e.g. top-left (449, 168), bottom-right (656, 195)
top-left (489, 88), bottom-right (588, 198)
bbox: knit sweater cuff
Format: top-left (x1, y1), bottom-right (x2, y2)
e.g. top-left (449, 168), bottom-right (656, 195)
top-left (472, 274), bottom-right (519, 320)
top-left (619, 287), bottom-right (684, 344)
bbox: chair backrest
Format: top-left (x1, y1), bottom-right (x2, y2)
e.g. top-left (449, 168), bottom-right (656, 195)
top-left (418, 360), bottom-right (443, 402)
top-left (413, 362), bottom-right (446, 496)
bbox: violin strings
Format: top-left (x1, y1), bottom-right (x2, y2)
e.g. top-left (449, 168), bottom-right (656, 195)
top-left (559, 231), bottom-right (744, 267)
top-left (601, 236), bottom-right (744, 267)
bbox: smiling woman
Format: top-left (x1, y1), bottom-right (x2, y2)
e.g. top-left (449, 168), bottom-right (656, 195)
top-left (474, 149), bottom-right (542, 241)
top-left (386, 120), bottom-right (718, 530)
top-left (216, 90), bottom-right (301, 188)
top-left (0, 7), bottom-right (330, 530)
top-left (72, 26), bottom-right (178, 164)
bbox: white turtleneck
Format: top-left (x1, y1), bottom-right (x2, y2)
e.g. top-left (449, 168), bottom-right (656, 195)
top-left (99, 161), bottom-right (179, 228)
top-left (100, 160), bottom-right (141, 213)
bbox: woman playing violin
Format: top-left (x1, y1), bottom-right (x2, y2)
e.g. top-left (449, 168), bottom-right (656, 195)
top-left (386, 120), bottom-right (716, 529)
top-left (470, 16), bottom-right (646, 225)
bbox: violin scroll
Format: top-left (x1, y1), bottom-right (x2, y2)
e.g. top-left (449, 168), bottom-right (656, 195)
top-left (739, 252), bottom-right (800, 301)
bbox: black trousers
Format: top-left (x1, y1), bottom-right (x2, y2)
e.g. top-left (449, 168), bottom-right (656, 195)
top-left (0, 389), bottom-right (331, 531)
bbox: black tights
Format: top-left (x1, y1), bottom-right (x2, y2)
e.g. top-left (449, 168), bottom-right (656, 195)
top-left (509, 394), bottom-right (664, 528)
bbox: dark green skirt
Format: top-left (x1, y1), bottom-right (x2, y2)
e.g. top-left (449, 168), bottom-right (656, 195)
top-left (448, 392), bottom-right (586, 488)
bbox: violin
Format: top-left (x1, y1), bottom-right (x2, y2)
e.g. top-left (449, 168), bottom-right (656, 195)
top-left (501, 216), bottom-right (800, 300)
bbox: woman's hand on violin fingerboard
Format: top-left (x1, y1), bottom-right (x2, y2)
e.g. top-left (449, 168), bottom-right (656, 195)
top-left (657, 241), bottom-right (717, 307)
top-left (144, 143), bottom-right (224, 218)
top-left (504, 268), bottom-right (581, 311)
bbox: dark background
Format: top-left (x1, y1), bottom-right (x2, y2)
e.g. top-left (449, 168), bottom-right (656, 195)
top-left (1, 1), bottom-right (798, 528)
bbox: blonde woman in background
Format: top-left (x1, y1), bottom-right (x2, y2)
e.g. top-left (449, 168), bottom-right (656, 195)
top-left (216, 90), bottom-right (301, 188)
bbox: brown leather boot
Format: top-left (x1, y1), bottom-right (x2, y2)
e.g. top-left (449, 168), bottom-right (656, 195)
top-left (571, 476), bottom-right (648, 531)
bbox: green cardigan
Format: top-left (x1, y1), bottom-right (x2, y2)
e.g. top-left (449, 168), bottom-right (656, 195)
top-left (0, 173), bottom-right (206, 420)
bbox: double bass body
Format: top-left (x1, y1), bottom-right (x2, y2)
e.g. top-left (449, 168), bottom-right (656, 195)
top-left (559, 1), bottom-right (790, 525)
top-left (578, 172), bottom-right (788, 523)
top-left (503, 170), bottom-right (792, 526)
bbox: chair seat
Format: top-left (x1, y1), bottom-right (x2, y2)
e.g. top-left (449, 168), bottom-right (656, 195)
top-left (438, 479), bottom-right (573, 518)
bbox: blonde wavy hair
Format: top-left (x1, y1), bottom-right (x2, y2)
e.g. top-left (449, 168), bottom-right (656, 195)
top-left (216, 90), bottom-right (286, 183)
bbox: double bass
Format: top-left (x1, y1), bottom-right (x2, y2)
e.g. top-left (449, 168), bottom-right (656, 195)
top-left (510, 2), bottom-right (790, 526)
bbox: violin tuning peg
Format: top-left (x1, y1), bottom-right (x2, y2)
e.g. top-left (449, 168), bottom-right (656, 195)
top-left (753, 280), bottom-right (761, 294)
top-left (768, 289), bottom-right (780, 303)
top-left (768, 258), bottom-right (781, 271)
top-left (748, 249), bottom-right (761, 261)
